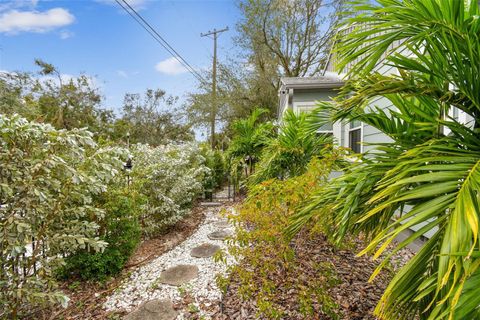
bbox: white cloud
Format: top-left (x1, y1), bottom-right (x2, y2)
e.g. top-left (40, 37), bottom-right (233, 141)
top-left (0, 8), bottom-right (75, 34)
top-left (97, 0), bottom-right (147, 10)
top-left (155, 57), bottom-right (187, 75)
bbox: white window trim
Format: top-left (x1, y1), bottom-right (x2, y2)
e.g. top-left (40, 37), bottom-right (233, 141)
top-left (293, 101), bottom-right (341, 143)
top-left (347, 121), bottom-right (363, 153)
top-left (293, 101), bottom-right (317, 115)
top-left (317, 127), bottom-right (334, 135)
top-left (294, 101), bottom-right (335, 133)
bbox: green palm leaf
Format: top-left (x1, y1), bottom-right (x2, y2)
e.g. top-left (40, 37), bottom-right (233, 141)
top-left (287, 0), bottom-right (480, 318)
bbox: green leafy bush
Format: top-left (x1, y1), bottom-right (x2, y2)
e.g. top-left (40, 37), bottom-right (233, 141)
top-left (201, 146), bottom-right (226, 196)
top-left (288, 1), bottom-right (480, 318)
top-left (211, 150), bottom-right (226, 188)
top-left (221, 151), bottom-right (345, 319)
top-left (0, 114), bottom-right (126, 318)
top-left (250, 110), bottom-right (333, 184)
top-left (58, 190), bottom-right (141, 281)
top-left (130, 143), bottom-right (209, 236)
top-left (226, 108), bottom-right (274, 182)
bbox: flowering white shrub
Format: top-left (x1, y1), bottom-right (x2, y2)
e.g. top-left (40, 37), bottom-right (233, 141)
top-left (0, 115), bottom-right (210, 316)
top-left (131, 143), bottom-right (209, 236)
top-left (0, 115), bottom-right (127, 318)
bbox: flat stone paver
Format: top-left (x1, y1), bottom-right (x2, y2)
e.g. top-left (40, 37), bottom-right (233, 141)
top-left (159, 264), bottom-right (199, 286)
top-left (190, 243), bottom-right (221, 258)
top-left (207, 230), bottom-right (231, 240)
top-left (213, 220), bottom-right (231, 228)
top-left (200, 202), bottom-right (222, 207)
top-left (124, 299), bottom-right (177, 320)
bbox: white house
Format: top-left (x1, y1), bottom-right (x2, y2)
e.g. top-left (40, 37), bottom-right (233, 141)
top-left (278, 76), bottom-right (363, 153)
top-left (277, 28), bottom-right (474, 251)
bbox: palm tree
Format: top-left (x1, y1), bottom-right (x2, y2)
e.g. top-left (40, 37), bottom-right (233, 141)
top-left (288, 0), bottom-right (480, 319)
top-left (250, 109), bottom-right (334, 184)
top-left (226, 108), bottom-right (274, 178)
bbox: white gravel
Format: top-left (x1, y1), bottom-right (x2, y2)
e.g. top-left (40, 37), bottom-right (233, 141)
top-left (103, 205), bottom-right (237, 315)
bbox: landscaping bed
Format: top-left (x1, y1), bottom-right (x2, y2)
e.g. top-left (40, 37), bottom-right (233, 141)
top-left (214, 233), bottom-right (413, 320)
top-left (31, 205), bottom-right (207, 320)
top-left (104, 201), bottom-right (239, 319)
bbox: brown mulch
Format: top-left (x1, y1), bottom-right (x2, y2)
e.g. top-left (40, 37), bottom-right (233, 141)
top-left (31, 204), bottom-right (208, 320)
top-left (213, 233), bottom-right (413, 320)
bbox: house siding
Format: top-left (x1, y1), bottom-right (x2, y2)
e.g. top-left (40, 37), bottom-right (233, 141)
top-left (321, 25), bottom-right (480, 249)
top-left (292, 89), bottom-right (338, 106)
top-left (362, 96), bottom-right (395, 151)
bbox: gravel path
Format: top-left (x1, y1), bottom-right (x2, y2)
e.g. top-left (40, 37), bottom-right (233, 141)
top-left (104, 204), bottom-right (237, 318)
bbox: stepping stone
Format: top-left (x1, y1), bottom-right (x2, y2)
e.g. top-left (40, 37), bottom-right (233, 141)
top-left (190, 243), bottom-right (221, 258)
top-left (200, 202), bottom-right (222, 207)
top-left (208, 230), bottom-right (231, 240)
top-left (213, 220), bottom-right (231, 228)
top-left (124, 299), bottom-right (177, 320)
top-left (159, 265), bottom-right (198, 286)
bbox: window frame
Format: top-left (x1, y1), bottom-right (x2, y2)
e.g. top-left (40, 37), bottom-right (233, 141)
top-left (294, 102), bottom-right (335, 136)
top-left (316, 123), bottom-right (334, 136)
top-left (348, 120), bottom-right (363, 153)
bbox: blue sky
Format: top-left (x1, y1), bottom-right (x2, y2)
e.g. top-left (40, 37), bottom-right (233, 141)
top-left (0, 0), bottom-right (240, 113)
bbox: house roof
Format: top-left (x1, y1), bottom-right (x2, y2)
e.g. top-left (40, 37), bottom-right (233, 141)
top-left (279, 75), bottom-right (344, 91)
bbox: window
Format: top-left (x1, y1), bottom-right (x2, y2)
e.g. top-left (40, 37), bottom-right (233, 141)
top-left (317, 122), bottom-right (334, 138)
top-left (452, 107), bottom-right (459, 120)
top-left (295, 104), bottom-right (334, 138)
top-left (348, 120), bottom-right (362, 153)
top-left (296, 105), bottom-right (316, 114)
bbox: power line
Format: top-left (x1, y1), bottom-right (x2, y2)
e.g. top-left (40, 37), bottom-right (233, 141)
top-left (115, 0), bottom-right (208, 86)
top-left (116, 0), bottom-right (205, 83)
top-left (117, 0), bottom-right (206, 84)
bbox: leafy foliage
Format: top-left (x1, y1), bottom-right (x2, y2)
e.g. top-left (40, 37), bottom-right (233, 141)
top-left (250, 110), bottom-right (334, 184)
top-left (289, 0), bottom-right (480, 318)
top-left (58, 189), bottom-right (141, 281)
top-left (0, 62), bottom-right (193, 145)
top-left (120, 89), bottom-right (194, 146)
top-left (0, 114), bottom-right (209, 317)
top-left (201, 146), bottom-right (226, 196)
top-left (221, 154), bottom-right (346, 319)
top-left (130, 143), bottom-right (209, 237)
top-left (226, 108), bottom-right (274, 182)
top-left (0, 114), bottom-right (126, 318)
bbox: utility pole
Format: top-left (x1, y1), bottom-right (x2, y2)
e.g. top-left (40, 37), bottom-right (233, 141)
top-left (201, 26), bottom-right (228, 149)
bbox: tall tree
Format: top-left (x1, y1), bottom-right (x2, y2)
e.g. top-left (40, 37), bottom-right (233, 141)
top-left (0, 60), bottom-right (114, 135)
top-left (119, 89), bottom-right (194, 146)
top-left (186, 0), bottom-right (341, 137)
top-left (237, 0), bottom-right (342, 78)
top-left (186, 62), bottom-right (276, 133)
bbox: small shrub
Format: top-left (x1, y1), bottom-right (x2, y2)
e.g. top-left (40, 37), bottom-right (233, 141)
top-left (58, 190), bottom-right (141, 281)
top-left (201, 146), bottom-right (226, 197)
top-left (215, 274), bottom-right (230, 295)
top-left (249, 110), bottom-right (333, 184)
top-left (222, 152), bottom-right (346, 319)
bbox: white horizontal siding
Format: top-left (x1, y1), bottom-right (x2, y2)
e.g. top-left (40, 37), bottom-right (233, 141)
top-left (292, 89), bottom-right (338, 104)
